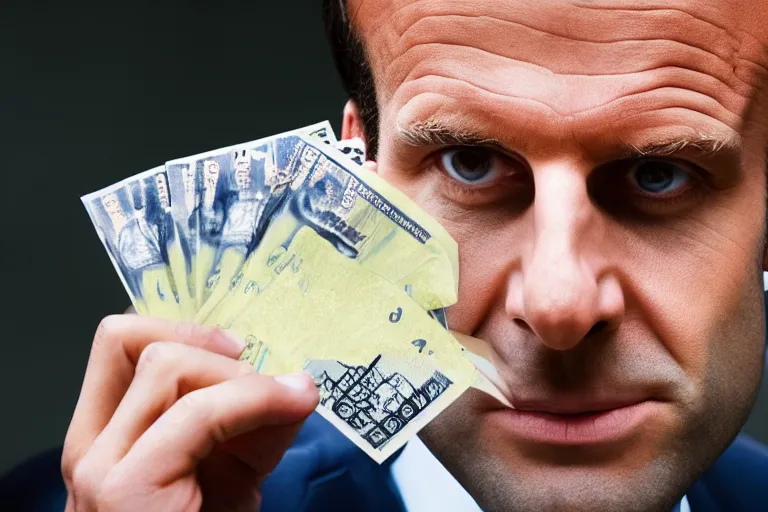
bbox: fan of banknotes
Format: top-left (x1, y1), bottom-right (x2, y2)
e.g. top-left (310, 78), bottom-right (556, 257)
top-left (82, 121), bottom-right (504, 463)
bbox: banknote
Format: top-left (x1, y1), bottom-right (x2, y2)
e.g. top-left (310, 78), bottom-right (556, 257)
top-left (451, 331), bottom-right (513, 408)
top-left (335, 137), bottom-right (366, 166)
top-left (82, 166), bottom-right (189, 319)
top-left (228, 225), bottom-right (477, 462)
top-left (82, 121), bottom-right (508, 464)
top-left (165, 122), bottom-right (336, 315)
top-left (164, 155), bottom-right (201, 311)
top-left (199, 134), bottom-right (460, 328)
top-left (336, 137), bottom-right (453, 330)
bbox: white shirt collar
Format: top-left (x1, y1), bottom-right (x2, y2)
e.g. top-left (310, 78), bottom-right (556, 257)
top-left (390, 436), bottom-right (691, 512)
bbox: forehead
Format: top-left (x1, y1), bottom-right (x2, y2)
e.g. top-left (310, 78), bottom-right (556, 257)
top-left (352, 0), bottom-right (768, 153)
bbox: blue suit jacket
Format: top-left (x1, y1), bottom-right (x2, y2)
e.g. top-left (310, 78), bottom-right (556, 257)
top-left (1, 412), bottom-right (767, 511)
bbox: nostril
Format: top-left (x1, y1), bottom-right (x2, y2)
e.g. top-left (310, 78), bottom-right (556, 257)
top-left (514, 318), bottom-right (531, 331)
top-left (588, 320), bottom-right (608, 335)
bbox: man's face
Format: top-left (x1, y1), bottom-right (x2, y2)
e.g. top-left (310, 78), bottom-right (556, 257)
top-left (349, 0), bottom-right (768, 510)
top-left (101, 193), bottom-right (122, 217)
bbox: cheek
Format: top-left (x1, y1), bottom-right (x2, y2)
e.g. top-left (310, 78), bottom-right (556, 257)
top-left (446, 220), bottom-right (526, 333)
top-left (668, 271), bottom-right (766, 458)
top-left (697, 271), bottom-right (765, 407)
top-left (617, 214), bottom-right (764, 387)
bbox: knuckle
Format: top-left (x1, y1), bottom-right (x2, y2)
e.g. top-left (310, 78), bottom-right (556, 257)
top-left (177, 387), bottom-right (207, 414)
top-left (97, 469), bottom-right (132, 508)
top-left (173, 321), bottom-right (232, 354)
top-left (135, 341), bottom-right (177, 377)
top-left (173, 320), bottom-right (213, 345)
top-left (70, 457), bottom-right (101, 501)
top-left (60, 446), bottom-right (76, 484)
top-left (92, 315), bottom-right (123, 349)
top-left (61, 430), bottom-right (89, 487)
top-left (176, 389), bottom-right (211, 428)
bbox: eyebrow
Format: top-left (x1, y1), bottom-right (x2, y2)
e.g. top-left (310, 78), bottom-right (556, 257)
top-left (399, 118), bottom-right (738, 161)
top-left (398, 119), bottom-right (508, 151)
top-left (618, 135), bottom-right (737, 160)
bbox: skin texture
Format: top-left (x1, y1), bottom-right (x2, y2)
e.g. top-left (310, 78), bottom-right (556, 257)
top-left (342, 0), bottom-right (768, 510)
top-left (61, 316), bottom-right (319, 511)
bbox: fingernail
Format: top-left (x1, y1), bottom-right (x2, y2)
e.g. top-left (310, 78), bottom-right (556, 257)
top-left (362, 160), bottom-right (377, 172)
top-left (275, 373), bottom-right (313, 391)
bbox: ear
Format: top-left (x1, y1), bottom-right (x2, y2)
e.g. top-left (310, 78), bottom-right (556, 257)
top-left (341, 100), bottom-right (366, 141)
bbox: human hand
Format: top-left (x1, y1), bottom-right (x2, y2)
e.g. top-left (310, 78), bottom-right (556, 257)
top-left (62, 315), bottom-right (319, 511)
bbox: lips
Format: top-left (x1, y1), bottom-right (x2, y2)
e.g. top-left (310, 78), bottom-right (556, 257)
top-left (452, 332), bottom-right (671, 445)
top-left (489, 398), bottom-right (658, 445)
top-left (511, 397), bottom-right (649, 415)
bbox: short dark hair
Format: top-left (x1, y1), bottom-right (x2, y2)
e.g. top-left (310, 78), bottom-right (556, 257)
top-left (322, 0), bottom-right (380, 159)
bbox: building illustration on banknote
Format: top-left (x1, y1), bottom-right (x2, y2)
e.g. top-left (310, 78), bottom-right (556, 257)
top-left (306, 355), bottom-right (454, 450)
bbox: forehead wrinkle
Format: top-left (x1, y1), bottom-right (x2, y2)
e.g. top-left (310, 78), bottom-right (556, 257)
top-left (374, 5), bottom-right (758, 124)
top-left (389, 40), bottom-right (746, 117)
top-left (588, 4), bottom-right (768, 79)
top-left (363, 0), bottom-right (768, 54)
top-left (354, 0), bottom-right (766, 158)
top-left (358, 0), bottom-right (768, 92)
top-left (394, 15), bottom-right (747, 92)
top-left (391, 0), bottom-right (737, 55)
top-left (569, 1), bottom-right (768, 78)
top-left (400, 73), bottom-right (559, 116)
top-left (571, 1), bottom-right (732, 31)
top-left (395, 11), bottom-right (735, 65)
top-left (395, 50), bottom-right (741, 127)
top-left (392, 90), bottom-right (550, 156)
top-left (397, 72), bottom-right (734, 150)
top-left (572, 0), bottom-right (768, 41)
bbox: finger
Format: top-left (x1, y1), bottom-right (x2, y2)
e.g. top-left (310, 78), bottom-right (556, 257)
top-left (114, 372), bottom-right (318, 486)
top-left (82, 343), bottom-right (253, 475)
top-left (71, 343), bottom-right (253, 509)
top-left (219, 421), bottom-right (305, 481)
top-left (200, 421), bottom-right (306, 498)
top-left (63, 315), bottom-right (245, 485)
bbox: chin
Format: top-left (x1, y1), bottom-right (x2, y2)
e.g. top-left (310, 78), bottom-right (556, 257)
top-left (420, 393), bottom-right (699, 512)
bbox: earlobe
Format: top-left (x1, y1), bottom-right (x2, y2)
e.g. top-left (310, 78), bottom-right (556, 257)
top-left (341, 100), bottom-right (367, 142)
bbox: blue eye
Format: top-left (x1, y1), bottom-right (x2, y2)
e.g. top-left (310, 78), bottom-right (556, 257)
top-left (441, 148), bottom-right (497, 185)
top-left (630, 160), bottom-right (690, 195)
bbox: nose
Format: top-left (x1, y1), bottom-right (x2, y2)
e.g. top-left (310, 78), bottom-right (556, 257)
top-left (507, 163), bottom-right (625, 351)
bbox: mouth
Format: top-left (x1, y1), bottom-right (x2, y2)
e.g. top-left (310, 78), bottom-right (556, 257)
top-left (490, 399), bottom-right (658, 446)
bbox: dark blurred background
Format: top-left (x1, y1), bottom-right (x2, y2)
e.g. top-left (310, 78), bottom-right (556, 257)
top-left (0, 2), bottom-right (765, 477)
